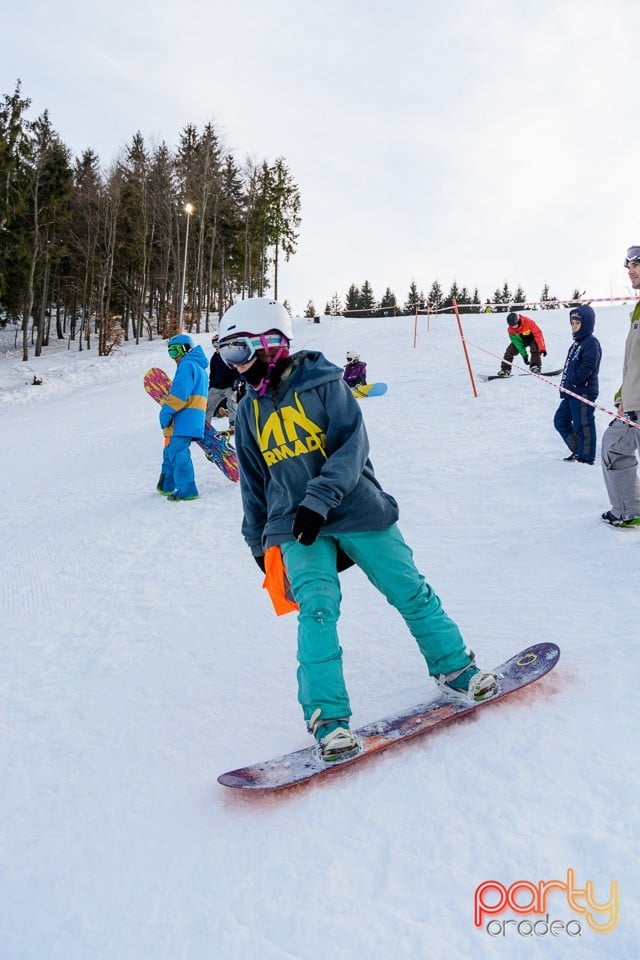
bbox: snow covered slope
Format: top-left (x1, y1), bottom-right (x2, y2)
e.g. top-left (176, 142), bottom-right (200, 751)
top-left (1, 306), bottom-right (636, 959)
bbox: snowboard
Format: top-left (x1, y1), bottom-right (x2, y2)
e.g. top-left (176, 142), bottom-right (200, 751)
top-left (480, 369), bottom-right (563, 381)
top-left (351, 382), bottom-right (388, 398)
top-left (144, 367), bottom-right (239, 483)
top-left (217, 641), bottom-right (560, 791)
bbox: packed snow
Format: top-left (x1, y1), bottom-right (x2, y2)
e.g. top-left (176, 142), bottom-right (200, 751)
top-left (1, 304), bottom-right (637, 959)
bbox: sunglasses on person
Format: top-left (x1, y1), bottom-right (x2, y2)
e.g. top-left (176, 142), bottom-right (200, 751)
top-left (219, 333), bottom-right (285, 367)
top-left (624, 246), bottom-right (640, 267)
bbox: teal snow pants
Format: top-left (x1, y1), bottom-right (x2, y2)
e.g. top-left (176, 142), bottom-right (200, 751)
top-left (280, 524), bottom-right (471, 726)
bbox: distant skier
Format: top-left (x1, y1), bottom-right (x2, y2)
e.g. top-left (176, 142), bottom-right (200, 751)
top-left (217, 297), bottom-right (498, 764)
top-left (342, 350), bottom-right (367, 388)
top-left (553, 305), bottom-right (602, 464)
top-left (497, 312), bottom-right (547, 376)
top-left (157, 334), bottom-right (208, 502)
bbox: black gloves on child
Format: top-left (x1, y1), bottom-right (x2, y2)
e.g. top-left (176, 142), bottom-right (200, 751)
top-left (292, 505), bottom-right (325, 545)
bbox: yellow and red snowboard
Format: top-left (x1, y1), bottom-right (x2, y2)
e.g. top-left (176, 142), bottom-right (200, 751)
top-left (144, 367), bottom-right (239, 483)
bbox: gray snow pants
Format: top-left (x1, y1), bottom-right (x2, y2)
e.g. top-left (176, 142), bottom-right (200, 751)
top-left (601, 415), bottom-right (640, 519)
top-left (206, 386), bottom-right (237, 426)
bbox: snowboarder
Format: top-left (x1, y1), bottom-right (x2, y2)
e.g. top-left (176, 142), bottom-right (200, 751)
top-left (342, 350), bottom-right (367, 388)
top-left (217, 297), bottom-right (498, 763)
top-left (206, 333), bottom-right (240, 429)
top-left (157, 334), bottom-right (208, 502)
top-left (600, 246), bottom-right (640, 527)
top-left (553, 305), bottom-right (602, 465)
top-left (497, 312), bottom-right (547, 376)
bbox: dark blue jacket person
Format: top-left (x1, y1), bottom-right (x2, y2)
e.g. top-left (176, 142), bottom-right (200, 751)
top-left (554, 305), bottom-right (602, 464)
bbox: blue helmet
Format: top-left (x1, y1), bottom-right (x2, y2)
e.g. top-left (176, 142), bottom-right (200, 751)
top-left (167, 333), bottom-right (193, 359)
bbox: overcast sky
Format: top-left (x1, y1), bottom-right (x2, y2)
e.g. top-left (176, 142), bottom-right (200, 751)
top-left (3, 0), bottom-right (638, 314)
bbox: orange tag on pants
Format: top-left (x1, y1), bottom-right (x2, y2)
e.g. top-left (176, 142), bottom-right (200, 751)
top-left (262, 545), bottom-right (299, 616)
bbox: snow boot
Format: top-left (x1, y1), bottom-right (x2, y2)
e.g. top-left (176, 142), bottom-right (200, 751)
top-left (496, 369), bottom-right (510, 378)
top-left (307, 709), bottom-right (360, 762)
top-left (437, 653), bottom-right (498, 702)
top-left (601, 510), bottom-right (640, 527)
top-left (156, 473), bottom-right (174, 495)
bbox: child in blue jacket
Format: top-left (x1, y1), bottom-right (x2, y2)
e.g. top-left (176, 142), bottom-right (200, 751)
top-left (553, 305), bottom-right (602, 464)
top-left (217, 297), bottom-right (498, 763)
top-left (158, 334), bottom-right (208, 501)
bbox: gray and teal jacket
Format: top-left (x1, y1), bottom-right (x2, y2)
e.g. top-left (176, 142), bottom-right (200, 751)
top-left (234, 351), bottom-right (399, 556)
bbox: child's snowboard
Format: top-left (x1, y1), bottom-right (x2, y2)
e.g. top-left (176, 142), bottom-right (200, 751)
top-left (218, 641), bottom-right (560, 791)
top-left (351, 382), bottom-right (388, 398)
top-left (480, 369), bottom-right (563, 382)
top-left (144, 367), bottom-right (239, 483)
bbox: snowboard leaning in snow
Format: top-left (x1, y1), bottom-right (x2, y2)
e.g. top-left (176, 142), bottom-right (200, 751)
top-left (144, 367), bottom-right (239, 483)
top-left (351, 382), bottom-right (388, 398)
top-left (480, 369), bottom-right (563, 382)
top-left (217, 641), bottom-right (560, 791)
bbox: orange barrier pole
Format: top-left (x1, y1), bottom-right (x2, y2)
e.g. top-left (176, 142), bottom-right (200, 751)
top-left (452, 298), bottom-right (478, 398)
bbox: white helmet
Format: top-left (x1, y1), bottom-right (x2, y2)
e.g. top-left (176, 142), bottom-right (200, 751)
top-left (219, 297), bottom-right (292, 343)
top-left (346, 350), bottom-right (359, 362)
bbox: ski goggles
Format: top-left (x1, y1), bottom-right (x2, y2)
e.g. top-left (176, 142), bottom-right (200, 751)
top-left (168, 343), bottom-right (188, 359)
top-left (219, 333), bottom-right (285, 367)
top-left (624, 246), bottom-right (640, 267)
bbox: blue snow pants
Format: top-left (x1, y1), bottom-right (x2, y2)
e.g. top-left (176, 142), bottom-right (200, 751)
top-left (281, 523), bottom-right (470, 725)
top-left (162, 435), bottom-right (199, 498)
top-left (554, 395), bottom-right (597, 463)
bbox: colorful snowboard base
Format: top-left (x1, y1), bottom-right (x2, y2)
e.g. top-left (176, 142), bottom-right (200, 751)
top-left (351, 382), bottom-right (388, 398)
top-left (144, 367), bottom-right (239, 482)
top-left (218, 641), bottom-right (560, 791)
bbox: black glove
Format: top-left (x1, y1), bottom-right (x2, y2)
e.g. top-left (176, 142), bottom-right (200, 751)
top-left (523, 355), bottom-right (530, 365)
top-left (292, 506), bottom-right (325, 545)
top-left (542, 350), bottom-right (547, 357)
top-left (254, 555), bottom-right (265, 573)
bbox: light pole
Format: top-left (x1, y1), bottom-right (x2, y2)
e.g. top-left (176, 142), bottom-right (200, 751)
top-left (178, 202), bottom-right (193, 331)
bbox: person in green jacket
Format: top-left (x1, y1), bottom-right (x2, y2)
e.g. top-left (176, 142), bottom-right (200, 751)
top-left (497, 312), bottom-right (548, 377)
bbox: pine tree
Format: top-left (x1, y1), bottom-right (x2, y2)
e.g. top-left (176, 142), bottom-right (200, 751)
top-left (380, 286), bottom-right (397, 317)
top-left (304, 299), bottom-right (316, 318)
top-left (359, 279), bottom-right (375, 316)
top-left (513, 285), bottom-right (526, 307)
top-left (269, 157), bottom-right (301, 301)
top-left (540, 283), bottom-right (558, 309)
top-left (426, 280), bottom-right (442, 312)
top-left (327, 291), bottom-right (342, 315)
top-left (0, 81), bottom-right (33, 321)
top-left (344, 283), bottom-right (360, 317)
top-left (404, 279), bottom-right (423, 314)
top-left (442, 280), bottom-right (461, 311)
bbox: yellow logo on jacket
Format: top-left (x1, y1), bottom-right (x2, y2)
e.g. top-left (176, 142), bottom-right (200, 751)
top-left (253, 394), bottom-right (327, 467)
